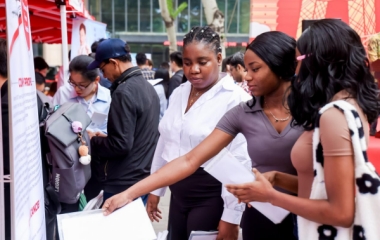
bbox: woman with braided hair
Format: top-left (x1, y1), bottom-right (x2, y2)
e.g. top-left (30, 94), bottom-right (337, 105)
top-left (144, 26), bottom-right (251, 239)
top-left (103, 29), bottom-right (301, 239)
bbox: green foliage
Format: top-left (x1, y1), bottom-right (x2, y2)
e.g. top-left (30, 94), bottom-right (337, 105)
top-left (172, 2), bottom-right (188, 19)
top-left (166, 0), bottom-right (188, 19)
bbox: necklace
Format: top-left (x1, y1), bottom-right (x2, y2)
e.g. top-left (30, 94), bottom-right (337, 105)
top-left (265, 101), bottom-right (290, 122)
top-left (188, 78), bottom-right (220, 108)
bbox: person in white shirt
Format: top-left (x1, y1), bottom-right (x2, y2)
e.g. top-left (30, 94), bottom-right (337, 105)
top-left (145, 26), bottom-right (251, 240)
top-left (53, 55), bottom-right (111, 135)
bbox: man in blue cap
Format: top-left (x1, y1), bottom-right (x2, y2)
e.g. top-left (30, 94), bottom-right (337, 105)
top-left (87, 38), bottom-right (160, 204)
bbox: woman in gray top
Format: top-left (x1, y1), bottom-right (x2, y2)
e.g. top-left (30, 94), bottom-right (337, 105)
top-left (103, 31), bottom-right (303, 239)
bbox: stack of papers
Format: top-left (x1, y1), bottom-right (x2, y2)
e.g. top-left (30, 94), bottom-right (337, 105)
top-left (188, 229), bottom-right (243, 240)
top-left (57, 198), bottom-right (156, 240)
top-left (204, 148), bottom-right (290, 224)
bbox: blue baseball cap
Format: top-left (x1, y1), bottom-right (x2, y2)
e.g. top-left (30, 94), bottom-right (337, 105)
top-left (87, 38), bottom-right (129, 70)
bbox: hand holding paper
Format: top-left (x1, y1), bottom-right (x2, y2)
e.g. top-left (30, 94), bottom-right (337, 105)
top-left (226, 168), bottom-right (275, 203)
top-left (204, 148), bottom-right (289, 224)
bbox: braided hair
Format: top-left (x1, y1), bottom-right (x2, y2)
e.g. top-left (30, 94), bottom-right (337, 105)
top-left (183, 26), bottom-right (222, 55)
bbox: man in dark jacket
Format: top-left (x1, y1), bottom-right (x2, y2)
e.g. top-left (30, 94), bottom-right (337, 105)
top-left (87, 39), bottom-right (160, 203)
top-left (167, 51), bottom-right (184, 98)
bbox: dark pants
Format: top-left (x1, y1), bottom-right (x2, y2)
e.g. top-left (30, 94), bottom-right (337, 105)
top-left (241, 206), bottom-right (297, 240)
top-left (167, 168), bottom-right (224, 240)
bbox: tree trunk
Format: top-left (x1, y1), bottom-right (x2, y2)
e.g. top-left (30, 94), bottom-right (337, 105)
top-left (201, 0), bottom-right (226, 58)
top-left (159, 0), bottom-right (177, 54)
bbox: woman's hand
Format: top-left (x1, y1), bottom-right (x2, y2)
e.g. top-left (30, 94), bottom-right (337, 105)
top-left (262, 171), bottom-right (277, 186)
top-left (146, 194), bottom-right (162, 222)
top-left (102, 191), bottom-right (134, 216)
top-left (95, 132), bottom-right (107, 137)
top-left (226, 169), bottom-right (275, 204)
top-left (216, 220), bottom-right (239, 240)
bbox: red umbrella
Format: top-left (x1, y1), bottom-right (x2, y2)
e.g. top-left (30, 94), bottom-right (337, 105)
top-left (0, 0), bottom-right (94, 44)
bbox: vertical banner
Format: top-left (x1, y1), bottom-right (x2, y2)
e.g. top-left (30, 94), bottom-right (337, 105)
top-left (5, 0), bottom-right (46, 239)
top-left (70, 18), bottom-right (107, 60)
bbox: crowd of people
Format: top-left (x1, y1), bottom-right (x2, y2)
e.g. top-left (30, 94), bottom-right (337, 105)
top-left (1, 18), bottom-right (380, 240)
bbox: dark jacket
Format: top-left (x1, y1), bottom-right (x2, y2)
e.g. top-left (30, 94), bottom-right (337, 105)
top-left (91, 67), bottom-right (160, 194)
top-left (168, 69), bottom-right (183, 98)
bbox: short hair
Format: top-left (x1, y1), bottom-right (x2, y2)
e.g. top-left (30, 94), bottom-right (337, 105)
top-left (222, 55), bottom-right (232, 72)
top-left (0, 38), bottom-right (7, 78)
top-left (136, 53), bottom-right (147, 66)
top-left (169, 51), bottom-right (183, 68)
top-left (69, 55), bottom-right (99, 82)
top-left (183, 26), bottom-right (221, 55)
top-left (229, 52), bottom-right (245, 68)
top-left (160, 62), bottom-right (170, 70)
top-left (35, 72), bottom-right (45, 85)
top-left (34, 56), bottom-right (49, 71)
top-left (79, 23), bottom-right (86, 33)
top-left (91, 38), bottom-right (105, 53)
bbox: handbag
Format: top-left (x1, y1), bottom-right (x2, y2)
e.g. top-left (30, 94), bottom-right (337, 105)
top-left (297, 100), bottom-right (380, 240)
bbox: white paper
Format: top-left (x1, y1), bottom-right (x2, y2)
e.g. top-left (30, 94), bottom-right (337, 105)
top-left (58, 198), bottom-right (156, 240)
top-left (156, 230), bottom-right (169, 240)
top-left (83, 190), bottom-right (103, 211)
top-left (147, 78), bottom-right (164, 86)
top-left (188, 231), bottom-right (218, 240)
top-left (188, 229), bottom-right (243, 240)
top-left (91, 111), bottom-right (107, 127)
top-left (204, 148), bottom-right (289, 224)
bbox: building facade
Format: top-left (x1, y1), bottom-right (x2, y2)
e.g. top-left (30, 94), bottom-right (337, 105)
top-left (88, 0), bottom-right (250, 67)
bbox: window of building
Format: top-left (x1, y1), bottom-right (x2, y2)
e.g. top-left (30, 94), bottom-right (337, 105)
top-left (189, 0), bottom-right (201, 28)
top-left (177, 0), bottom-right (189, 33)
top-left (127, 0), bottom-right (138, 32)
top-left (101, 1), bottom-right (112, 32)
top-left (152, 0), bottom-right (165, 32)
top-left (226, 0), bottom-right (238, 34)
top-left (114, 0), bottom-right (125, 32)
top-left (239, 0), bottom-right (250, 34)
top-left (140, 0), bottom-right (151, 32)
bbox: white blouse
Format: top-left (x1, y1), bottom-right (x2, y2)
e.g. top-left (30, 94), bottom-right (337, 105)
top-left (150, 74), bottom-right (252, 224)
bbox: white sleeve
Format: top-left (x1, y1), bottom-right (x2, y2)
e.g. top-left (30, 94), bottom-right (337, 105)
top-left (221, 133), bottom-right (251, 224)
top-left (150, 136), bottom-right (168, 197)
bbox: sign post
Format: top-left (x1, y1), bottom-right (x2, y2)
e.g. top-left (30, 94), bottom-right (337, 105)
top-left (5, 0), bottom-right (46, 239)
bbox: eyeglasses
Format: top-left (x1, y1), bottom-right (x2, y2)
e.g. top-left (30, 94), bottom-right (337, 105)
top-left (67, 79), bottom-right (93, 90)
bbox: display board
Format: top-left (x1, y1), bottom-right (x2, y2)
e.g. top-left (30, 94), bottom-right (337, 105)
top-left (5, 0), bottom-right (46, 239)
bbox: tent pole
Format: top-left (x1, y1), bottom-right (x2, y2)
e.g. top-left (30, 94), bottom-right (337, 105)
top-left (60, 4), bottom-right (69, 84)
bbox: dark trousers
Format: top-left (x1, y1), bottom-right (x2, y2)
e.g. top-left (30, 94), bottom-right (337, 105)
top-left (241, 206), bottom-right (297, 240)
top-left (167, 168), bottom-right (224, 240)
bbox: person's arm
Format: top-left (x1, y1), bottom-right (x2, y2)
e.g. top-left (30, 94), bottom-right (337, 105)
top-left (91, 91), bottom-right (136, 158)
top-left (227, 109), bottom-right (356, 227)
top-left (263, 171), bottom-right (298, 194)
top-left (103, 129), bottom-right (235, 214)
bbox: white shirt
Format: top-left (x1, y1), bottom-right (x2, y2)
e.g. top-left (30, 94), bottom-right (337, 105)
top-left (53, 84), bottom-right (111, 134)
top-left (151, 74), bottom-right (252, 224)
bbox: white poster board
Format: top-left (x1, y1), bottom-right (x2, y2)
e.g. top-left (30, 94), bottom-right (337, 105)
top-left (70, 17), bottom-right (107, 60)
top-left (5, 0), bottom-right (46, 239)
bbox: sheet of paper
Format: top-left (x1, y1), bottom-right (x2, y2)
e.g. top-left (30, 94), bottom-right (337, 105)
top-left (58, 198), bottom-right (156, 240)
top-left (156, 230), bottom-right (169, 240)
top-left (204, 148), bottom-right (289, 224)
top-left (188, 231), bottom-right (218, 240)
top-left (147, 78), bottom-right (164, 86)
top-left (91, 111), bottom-right (107, 126)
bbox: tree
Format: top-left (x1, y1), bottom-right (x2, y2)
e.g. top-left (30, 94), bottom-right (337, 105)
top-left (159, 0), bottom-right (188, 54)
top-left (202, 0), bottom-right (226, 58)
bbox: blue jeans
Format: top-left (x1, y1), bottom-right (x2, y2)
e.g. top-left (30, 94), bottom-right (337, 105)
top-left (103, 192), bottom-right (149, 206)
